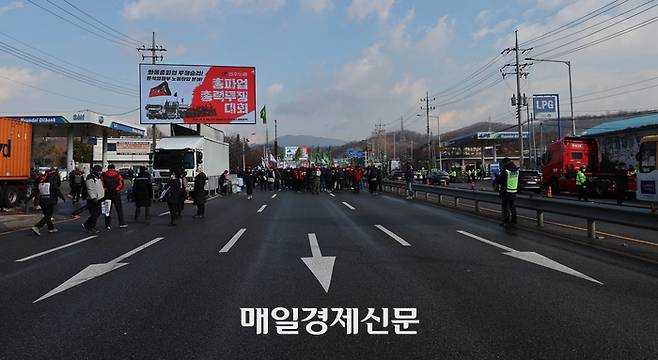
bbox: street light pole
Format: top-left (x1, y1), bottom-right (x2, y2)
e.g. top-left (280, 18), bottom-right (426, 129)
top-left (526, 57), bottom-right (576, 136)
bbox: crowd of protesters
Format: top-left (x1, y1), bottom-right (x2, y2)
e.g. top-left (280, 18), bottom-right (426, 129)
top-left (236, 163), bottom-right (387, 196)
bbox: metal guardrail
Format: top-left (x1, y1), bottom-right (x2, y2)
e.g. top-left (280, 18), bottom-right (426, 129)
top-left (383, 181), bottom-right (658, 239)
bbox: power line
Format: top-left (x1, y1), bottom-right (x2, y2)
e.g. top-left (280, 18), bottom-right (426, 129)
top-left (0, 30), bottom-right (135, 88)
top-left (574, 75), bottom-right (658, 99)
top-left (0, 40), bottom-right (138, 96)
top-left (61, 0), bottom-right (146, 46)
top-left (0, 73), bottom-right (134, 109)
top-left (531, 0), bottom-right (654, 50)
top-left (25, 0), bottom-right (137, 48)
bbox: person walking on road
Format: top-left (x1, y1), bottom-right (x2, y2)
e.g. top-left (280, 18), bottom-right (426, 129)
top-left (163, 169), bottom-right (182, 226)
top-left (101, 164), bottom-right (127, 230)
top-left (404, 162), bottom-right (414, 199)
top-left (245, 167), bottom-right (255, 200)
top-left (31, 168), bottom-right (66, 236)
top-left (614, 164), bottom-right (628, 205)
top-left (193, 167), bottom-right (208, 218)
top-left (353, 166), bottom-right (363, 193)
top-left (576, 166), bottom-right (588, 201)
top-left (493, 158), bottom-right (519, 226)
top-left (68, 167), bottom-right (84, 203)
top-left (132, 166), bottom-right (152, 222)
top-left (82, 165), bottom-right (104, 233)
top-left (368, 165), bottom-right (379, 195)
top-left (311, 165), bottom-right (321, 195)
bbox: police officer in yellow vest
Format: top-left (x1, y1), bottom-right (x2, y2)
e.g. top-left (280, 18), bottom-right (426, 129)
top-left (493, 157), bottom-right (519, 226)
top-left (576, 165), bottom-right (588, 201)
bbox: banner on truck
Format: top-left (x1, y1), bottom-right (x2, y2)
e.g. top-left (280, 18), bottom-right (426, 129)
top-left (139, 64), bottom-right (256, 125)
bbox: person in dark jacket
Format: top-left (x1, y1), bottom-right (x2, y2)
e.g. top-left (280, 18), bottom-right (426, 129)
top-left (244, 167), bottom-right (255, 200)
top-left (101, 164), bottom-right (127, 229)
top-left (68, 168), bottom-right (85, 203)
top-left (132, 167), bottom-right (153, 222)
top-left (614, 164), bottom-right (628, 205)
top-left (164, 169), bottom-right (181, 226)
top-left (31, 168), bottom-right (66, 236)
top-left (404, 162), bottom-right (414, 199)
top-left (193, 168), bottom-right (208, 218)
top-left (178, 169), bottom-right (188, 217)
top-left (82, 165), bottom-right (104, 233)
top-left (376, 165), bottom-right (383, 194)
top-left (493, 158), bottom-right (519, 226)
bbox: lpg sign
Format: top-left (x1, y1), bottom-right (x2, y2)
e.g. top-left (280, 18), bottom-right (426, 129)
top-left (533, 94), bottom-right (560, 120)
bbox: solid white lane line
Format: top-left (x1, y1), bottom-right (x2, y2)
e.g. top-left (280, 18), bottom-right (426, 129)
top-left (220, 228), bottom-right (247, 253)
top-left (342, 202), bottom-right (355, 210)
top-left (110, 237), bottom-right (165, 264)
top-left (456, 230), bottom-right (515, 252)
top-left (158, 211), bottom-right (170, 217)
top-left (375, 225), bottom-right (411, 247)
top-left (257, 205), bottom-right (267, 213)
top-left (271, 194), bottom-right (277, 199)
top-left (329, 193), bottom-right (336, 197)
top-left (16, 235), bottom-right (99, 262)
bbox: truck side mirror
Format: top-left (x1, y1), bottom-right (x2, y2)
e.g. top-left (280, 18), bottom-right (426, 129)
top-left (197, 151), bottom-right (203, 164)
top-left (635, 152), bottom-right (640, 162)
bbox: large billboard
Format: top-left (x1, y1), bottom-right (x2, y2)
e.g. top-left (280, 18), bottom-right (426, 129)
top-left (139, 64), bottom-right (256, 125)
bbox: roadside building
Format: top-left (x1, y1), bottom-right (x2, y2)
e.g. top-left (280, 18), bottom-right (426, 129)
top-left (582, 113), bottom-right (658, 168)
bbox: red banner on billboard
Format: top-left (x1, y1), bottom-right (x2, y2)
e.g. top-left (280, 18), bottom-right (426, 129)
top-left (139, 64), bottom-right (256, 125)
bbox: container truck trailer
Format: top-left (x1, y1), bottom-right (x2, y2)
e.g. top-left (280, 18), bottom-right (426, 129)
top-left (0, 117), bottom-right (32, 208)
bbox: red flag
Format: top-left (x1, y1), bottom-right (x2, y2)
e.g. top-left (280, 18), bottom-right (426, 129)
top-left (149, 81), bottom-right (171, 97)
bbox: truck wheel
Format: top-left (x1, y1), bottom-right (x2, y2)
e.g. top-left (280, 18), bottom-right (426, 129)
top-left (1, 186), bottom-right (19, 208)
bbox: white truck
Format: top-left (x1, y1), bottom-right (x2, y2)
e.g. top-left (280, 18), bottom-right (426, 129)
top-left (152, 136), bottom-right (229, 195)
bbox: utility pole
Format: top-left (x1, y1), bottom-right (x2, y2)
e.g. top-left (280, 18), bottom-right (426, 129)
top-left (420, 92), bottom-right (436, 170)
top-left (437, 115), bottom-right (442, 171)
top-left (242, 138), bottom-right (246, 171)
top-left (392, 132), bottom-right (396, 160)
top-left (137, 32), bottom-right (166, 167)
top-left (501, 30), bottom-right (532, 168)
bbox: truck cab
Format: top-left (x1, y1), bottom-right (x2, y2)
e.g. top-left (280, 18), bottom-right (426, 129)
top-left (542, 137), bottom-right (598, 194)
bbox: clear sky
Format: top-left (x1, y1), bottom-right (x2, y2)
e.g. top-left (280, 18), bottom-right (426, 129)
top-left (1, 0), bottom-right (657, 142)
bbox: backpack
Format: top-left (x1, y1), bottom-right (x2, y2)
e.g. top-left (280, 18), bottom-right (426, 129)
top-left (73, 173), bottom-right (83, 185)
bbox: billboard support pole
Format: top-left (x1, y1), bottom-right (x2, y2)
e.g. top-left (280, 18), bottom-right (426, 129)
top-left (274, 119), bottom-right (278, 167)
top-left (137, 32), bottom-right (166, 167)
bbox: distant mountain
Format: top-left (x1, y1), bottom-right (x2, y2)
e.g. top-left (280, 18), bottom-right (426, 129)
top-left (274, 135), bottom-right (346, 147)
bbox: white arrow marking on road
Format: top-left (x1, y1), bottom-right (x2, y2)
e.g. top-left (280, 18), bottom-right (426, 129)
top-left (158, 211), bottom-right (170, 217)
top-left (16, 235), bottom-right (98, 262)
top-left (33, 237), bottom-right (165, 303)
top-left (271, 194), bottom-right (277, 199)
top-left (257, 205), bottom-right (267, 213)
top-left (456, 230), bottom-right (602, 284)
top-left (219, 228), bottom-right (247, 253)
top-left (301, 233), bottom-right (336, 293)
top-left (342, 202), bottom-right (355, 210)
top-left (375, 225), bottom-right (411, 247)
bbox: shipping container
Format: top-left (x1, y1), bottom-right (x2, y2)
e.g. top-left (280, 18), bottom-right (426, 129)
top-left (0, 117), bottom-right (32, 208)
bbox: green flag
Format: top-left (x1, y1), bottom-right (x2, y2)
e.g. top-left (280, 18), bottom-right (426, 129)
top-left (293, 146), bottom-right (302, 161)
top-left (260, 105), bottom-right (267, 124)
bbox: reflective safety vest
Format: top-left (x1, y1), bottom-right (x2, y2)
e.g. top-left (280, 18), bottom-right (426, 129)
top-left (506, 169), bottom-right (518, 193)
top-left (450, 171), bottom-right (456, 177)
top-left (576, 170), bottom-right (586, 186)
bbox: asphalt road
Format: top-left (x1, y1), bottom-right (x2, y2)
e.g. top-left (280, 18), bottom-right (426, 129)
top-left (1, 189), bottom-right (658, 359)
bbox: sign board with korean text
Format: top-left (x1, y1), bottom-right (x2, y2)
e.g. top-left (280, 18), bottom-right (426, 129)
top-left (139, 64), bottom-right (256, 125)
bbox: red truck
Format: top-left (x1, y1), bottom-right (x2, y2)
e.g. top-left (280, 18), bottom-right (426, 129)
top-left (0, 117), bottom-right (32, 208)
top-left (542, 137), bottom-right (636, 197)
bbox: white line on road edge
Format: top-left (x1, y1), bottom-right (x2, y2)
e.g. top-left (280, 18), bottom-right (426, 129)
top-left (329, 193), bottom-right (336, 197)
top-left (375, 225), bottom-right (411, 247)
top-left (301, 233), bottom-right (336, 293)
top-left (158, 211), bottom-right (170, 217)
top-left (456, 230), bottom-right (602, 284)
top-left (34, 237), bottom-right (165, 303)
top-left (219, 228), bottom-right (247, 253)
top-left (342, 202), bottom-right (355, 210)
top-left (16, 235), bottom-right (99, 262)
top-left (271, 194), bottom-right (277, 199)
top-left (257, 205), bottom-right (267, 213)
